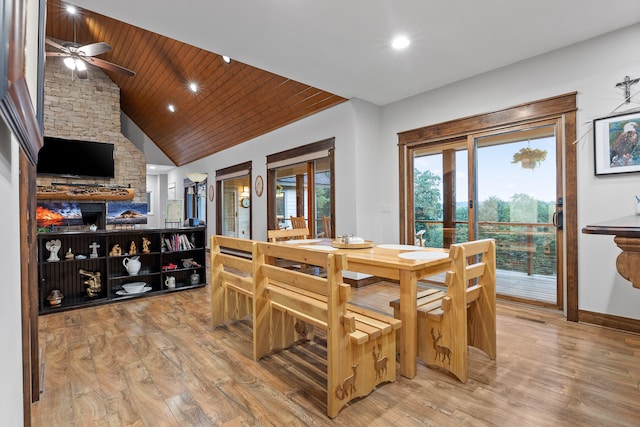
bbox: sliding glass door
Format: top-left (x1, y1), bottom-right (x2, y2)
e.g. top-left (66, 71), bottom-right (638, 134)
top-left (410, 122), bottom-right (562, 308)
top-left (474, 123), bottom-right (560, 306)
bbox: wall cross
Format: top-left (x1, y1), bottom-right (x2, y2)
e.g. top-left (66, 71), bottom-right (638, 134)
top-left (615, 75), bottom-right (640, 104)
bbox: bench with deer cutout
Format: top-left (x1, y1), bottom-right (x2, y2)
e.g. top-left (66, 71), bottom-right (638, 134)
top-left (253, 241), bottom-right (401, 418)
top-left (390, 238), bottom-right (496, 383)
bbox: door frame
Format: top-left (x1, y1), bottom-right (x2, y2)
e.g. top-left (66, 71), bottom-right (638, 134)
top-left (398, 93), bottom-right (578, 320)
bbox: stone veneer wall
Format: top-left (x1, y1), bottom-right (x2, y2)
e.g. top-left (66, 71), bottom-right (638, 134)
top-left (38, 59), bottom-right (146, 203)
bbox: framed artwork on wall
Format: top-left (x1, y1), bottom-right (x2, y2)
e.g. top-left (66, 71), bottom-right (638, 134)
top-left (165, 199), bottom-right (183, 225)
top-left (594, 111), bottom-right (640, 176)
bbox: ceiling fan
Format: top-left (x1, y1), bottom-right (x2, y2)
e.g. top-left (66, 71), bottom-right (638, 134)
top-left (46, 38), bottom-right (136, 79)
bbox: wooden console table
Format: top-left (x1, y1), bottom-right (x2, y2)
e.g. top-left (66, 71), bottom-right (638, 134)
top-left (582, 215), bottom-right (640, 288)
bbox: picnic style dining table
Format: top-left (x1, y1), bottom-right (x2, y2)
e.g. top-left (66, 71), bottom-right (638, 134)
top-left (276, 238), bottom-right (451, 379)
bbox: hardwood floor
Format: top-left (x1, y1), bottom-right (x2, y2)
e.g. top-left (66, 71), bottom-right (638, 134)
top-left (32, 283), bottom-right (640, 426)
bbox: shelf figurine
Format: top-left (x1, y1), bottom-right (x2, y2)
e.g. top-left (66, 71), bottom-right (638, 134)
top-left (89, 241), bottom-right (100, 258)
top-left (142, 237), bottom-right (150, 253)
top-left (65, 248), bottom-right (74, 260)
top-left (79, 269), bottom-right (102, 298)
top-left (109, 243), bottom-right (121, 257)
top-left (129, 240), bottom-right (137, 255)
top-left (45, 239), bottom-right (61, 262)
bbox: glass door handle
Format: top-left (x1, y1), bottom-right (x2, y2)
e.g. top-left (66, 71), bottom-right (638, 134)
top-left (553, 211), bottom-right (563, 230)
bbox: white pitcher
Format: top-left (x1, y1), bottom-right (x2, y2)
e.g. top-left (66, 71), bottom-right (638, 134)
top-left (123, 256), bottom-right (141, 275)
top-left (165, 276), bottom-right (176, 288)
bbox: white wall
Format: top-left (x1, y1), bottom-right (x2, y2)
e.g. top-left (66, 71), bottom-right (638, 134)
top-left (0, 1), bottom-right (41, 424)
top-left (168, 100), bottom-right (360, 244)
top-left (175, 23), bottom-right (640, 321)
top-left (381, 23), bottom-right (640, 320)
top-left (0, 124), bottom-right (24, 426)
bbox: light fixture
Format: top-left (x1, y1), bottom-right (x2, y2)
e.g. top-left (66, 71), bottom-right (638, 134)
top-left (187, 186), bottom-right (195, 195)
top-left (186, 172), bottom-right (208, 183)
top-left (222, 55), bottom-right (231, 64)
top-left (391, 35), bottom-right (410, 50)
top-left (63, 57), bottom-right (86, 71)
top-left (168, 104), bottom-right (176, 113)
top-left (240, 186), bottom-right (250, 197)
top-left (189, 82), bottom-right (198, 93)
top-left (66, 5), bottom-right (77, 14)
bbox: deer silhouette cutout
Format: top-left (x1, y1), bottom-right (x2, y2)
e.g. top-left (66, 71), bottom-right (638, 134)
top-left (372, 345), bottom-right (389, 379)
top-left (431, 328), bottom-right (452, 364)
top-left (335, 363), bottom-right (358, 400)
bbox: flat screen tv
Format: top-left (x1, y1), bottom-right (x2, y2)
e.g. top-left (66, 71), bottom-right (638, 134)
top-left (37, 137), bottom-right (115, 178)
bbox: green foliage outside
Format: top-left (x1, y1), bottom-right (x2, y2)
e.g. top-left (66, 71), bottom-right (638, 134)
top-left (414, 169), bottom-right (556, 276)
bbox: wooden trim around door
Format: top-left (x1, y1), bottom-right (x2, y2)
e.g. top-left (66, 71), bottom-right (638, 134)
top-left (398, 92), bottom-right (578, 320)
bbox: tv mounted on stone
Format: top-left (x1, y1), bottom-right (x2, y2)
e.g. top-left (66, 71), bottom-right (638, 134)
top-left (37, 136), bottom-right (115, 179)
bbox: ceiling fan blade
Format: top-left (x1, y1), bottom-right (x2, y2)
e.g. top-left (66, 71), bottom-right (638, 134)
top-left (45, 38), bottom-right (70, 53)
top-left (83, 57), bottom-right (136, 76)
top-left (78, 42), bottom-right (112, 57)
top-left (46, 52), bottom-right (69, 57)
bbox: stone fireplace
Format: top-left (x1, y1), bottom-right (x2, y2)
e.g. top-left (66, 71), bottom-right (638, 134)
top-left (38, 58), bottom-right (146, 203)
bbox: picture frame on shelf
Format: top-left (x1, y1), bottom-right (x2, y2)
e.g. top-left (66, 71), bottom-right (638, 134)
top-left (593, 111), bottom-right (640, 176)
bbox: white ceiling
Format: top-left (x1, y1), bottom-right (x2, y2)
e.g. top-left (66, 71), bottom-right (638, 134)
top-left (69, 0), bottom-right (640, 106)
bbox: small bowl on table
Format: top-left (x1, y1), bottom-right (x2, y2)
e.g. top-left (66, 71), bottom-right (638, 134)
top-left (122, 282), bottom-right (146, 294)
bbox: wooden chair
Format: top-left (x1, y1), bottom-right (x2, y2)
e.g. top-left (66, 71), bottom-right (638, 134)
top-left (290, 215), bottom-right (307, 231)
top-left (253, 241), bottom-right (400, 417)
top-left (321, 215), bottom-right (332, 238)
top-left (210, 235), bottom-right (255, 327)
top-left (267, 227), bottom-right (310, 242)
top-left (390, 238), bottom-right (496, 383)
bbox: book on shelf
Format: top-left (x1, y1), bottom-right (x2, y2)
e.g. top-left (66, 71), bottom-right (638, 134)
top-left (163, 233), bottom-right (194, 251)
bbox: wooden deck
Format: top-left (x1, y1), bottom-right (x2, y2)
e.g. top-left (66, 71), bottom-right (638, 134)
top-left (422, 269), bottom-right (557, 305)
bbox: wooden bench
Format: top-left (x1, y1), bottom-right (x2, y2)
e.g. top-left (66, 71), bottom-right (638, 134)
top-left (253, 242), bottom-right (401, 417)
top-left (210, 235), bottom-right (256, 327)
top-left (390, 239), bottom-right (496, 383)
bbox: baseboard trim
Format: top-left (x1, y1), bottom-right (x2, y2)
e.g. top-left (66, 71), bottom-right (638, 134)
top-left (579, 309), bottom-right (640, 334)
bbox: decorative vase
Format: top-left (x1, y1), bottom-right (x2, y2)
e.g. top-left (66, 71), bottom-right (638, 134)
top-left (190, 273), bottom-right (200, 285)
top-left (123, 256), bottom-right (141, 275)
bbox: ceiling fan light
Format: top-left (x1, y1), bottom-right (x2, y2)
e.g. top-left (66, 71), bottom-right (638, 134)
top-left (63, 57), bottom-right (76, 70)
top-left (75, 59), bottom-right (87, 71)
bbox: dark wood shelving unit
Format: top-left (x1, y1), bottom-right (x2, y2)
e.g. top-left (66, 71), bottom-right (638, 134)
top-left (37, 226), bottom-right (207, 314)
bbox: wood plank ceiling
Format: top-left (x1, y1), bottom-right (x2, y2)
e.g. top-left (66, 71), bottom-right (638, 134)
top-left (45, 0), bottom-right (347, 166)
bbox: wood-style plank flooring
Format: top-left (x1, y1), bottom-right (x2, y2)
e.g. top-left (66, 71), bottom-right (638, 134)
top-left (32, 283), bottom-right (640, 426)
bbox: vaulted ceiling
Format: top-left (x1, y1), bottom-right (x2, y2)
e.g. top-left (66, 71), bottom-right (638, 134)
top-left (47, 0), bottom-right (640, 167)
top-left (45, 0), bottom-right (347, 166)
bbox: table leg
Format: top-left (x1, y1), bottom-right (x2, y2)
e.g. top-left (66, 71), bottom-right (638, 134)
top-left (399, 270), bottom-right (417, 378)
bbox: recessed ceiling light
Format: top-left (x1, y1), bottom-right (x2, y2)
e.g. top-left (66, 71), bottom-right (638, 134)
top-left (168, 104), bottom-right (176, 113)
top-left (66, 5), bottom-right (77, 14)
top-left (189, 82), bottom-right (198, 93)
top-left (222, 55), bottom-right (231, 64)
top-left (391, 35), bottom-right (410, 50)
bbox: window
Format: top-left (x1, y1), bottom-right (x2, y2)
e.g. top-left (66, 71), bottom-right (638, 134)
top-left (267, 138), bottom-right (335, 237)
top-left (216, 161), bottom-right (252, 239)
